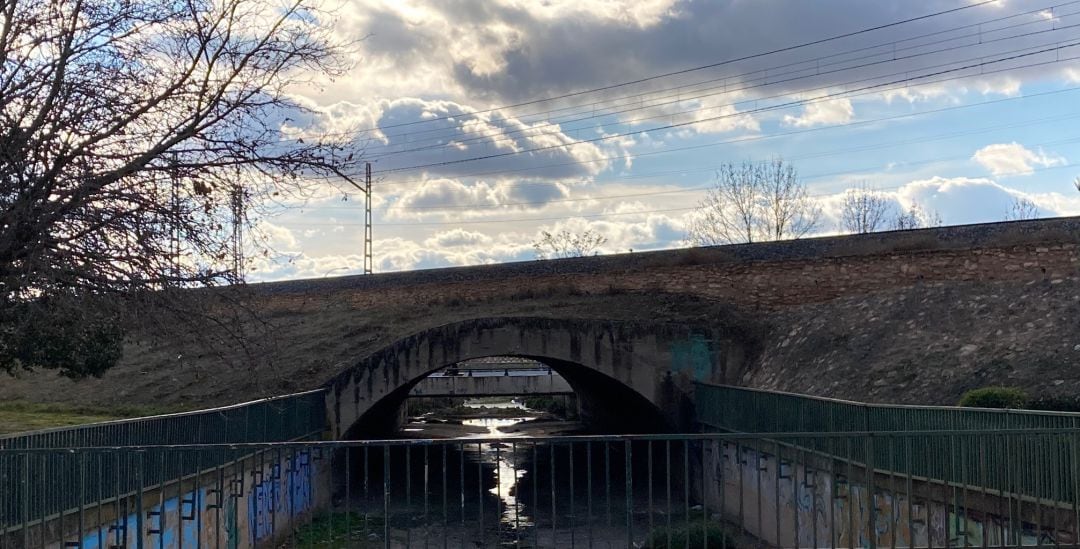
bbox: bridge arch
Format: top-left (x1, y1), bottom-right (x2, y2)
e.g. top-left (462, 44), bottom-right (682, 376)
top-left (324, 317), bottom-right (752, 438)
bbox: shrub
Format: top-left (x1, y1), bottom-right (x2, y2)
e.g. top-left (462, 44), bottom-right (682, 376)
top-left (958, 387), bottom-right (1028, 409)
top-left (643, 518), bottom-right (739, 549)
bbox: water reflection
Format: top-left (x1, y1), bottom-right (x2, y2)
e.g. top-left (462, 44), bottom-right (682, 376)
top-left (462, 413), bottom-right (535, 530)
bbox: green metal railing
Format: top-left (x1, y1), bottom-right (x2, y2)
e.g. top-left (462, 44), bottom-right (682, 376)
top-left (3, 431), bottom-right (1079, 548)
top-left (0, 390), bottom-right (327, 534)
top-left (696, 383), bottom-right (1080, 505)
top-left (694, 382), bottom-right (1080, 433)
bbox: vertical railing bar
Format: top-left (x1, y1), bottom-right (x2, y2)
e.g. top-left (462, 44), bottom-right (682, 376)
top-left (136, 451), bottom-right (145, 549)
top-left (512, 441), bottom-right (520, 547)
top-left (406, 445), bottom-right (412, 549)
top-left (344, 446), bottom-right (351, 548)
top-left (888, 434), bottom-right (897, 549)
top-left (442, 444), bottom-right (448, 549)
top-left (737, 441), bottom-right (745, 539)
top-left (774, 440), bottom-right (781, 549)
top-left (495, 443), bottom-right (501, 547)
top-left (477, 442), bottom-right (484, 548)
top-left (21, 452), bottom-right (28, 549)
top-left (847, 438), bottom-right (855, 549)
top-left (946, 433), bottom-right (955, 549)
top-left (667, 440), bottom-right (673, 549)
top-left (587, 441), bottom-right (594, 549)
top-left (702, 440), bottom-right (708, 549)
top-left (569, 442), bottom-right (575, 548)
top-left (534, 442), bottom-right (540, 549)
top-left (719, 441), bottom-right (727, 549)
top-left (867, 433), bottom-right (877, 549)
top-left (551, 442), bottom-right (557, 546)
top-left (625, 440), bottom-right (633, 549)
top-left (383, 445), bottom-right (390, 549)
top-left (97, 452), bottom-right (104, 549)
top-left (685, 439), bottom-right (691, 549)
top-left (424, 445), bottom-right (430, 549)
top-left (459, 441), bottom-right (465, 533)
top-left (648, 440), bottom-right (653, 543)
top-left (364, 445), bottom-right (370, 548)
top-left (38, 453), bottom-right (45, 549)
top-left (1072, 425), bottom-right (1080, 549)
top-left (606, 442), bottom-right (612, 529)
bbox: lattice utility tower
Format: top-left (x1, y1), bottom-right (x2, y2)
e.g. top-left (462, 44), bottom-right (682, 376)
top-left (344, 162), bottom-right (373, 275)
top-left (169, 153), bottom-right (182, 281)
top-left (230, 182), bottom-right (245, 280)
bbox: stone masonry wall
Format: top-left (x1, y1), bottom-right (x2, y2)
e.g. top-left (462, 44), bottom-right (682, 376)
top-left (254, 218), bottom-right (1080, 312)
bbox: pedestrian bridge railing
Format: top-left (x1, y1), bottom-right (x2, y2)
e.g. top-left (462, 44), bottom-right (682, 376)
top-left (696, 382), bottom-right (1080, 509)
top-left (0, 390), bottom-right (326, 539)
top-left (2, 431), bottom-right (1078, 548)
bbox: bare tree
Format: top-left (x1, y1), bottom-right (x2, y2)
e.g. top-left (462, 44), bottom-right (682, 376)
top-left (533, 230), bottom-right (608, 260)
top-left (0, 0), bottom-right (360, 376)
top-left (687, 158), bottom-right (820, 245)
top-left (687, 161), bottom-right (761, 245)
top-left (840, 183), bottom-right (892, 234)
top-left (1004, 197), bottom-right (1040, 221)
top-left (892, 203), bottom-right (943, 230)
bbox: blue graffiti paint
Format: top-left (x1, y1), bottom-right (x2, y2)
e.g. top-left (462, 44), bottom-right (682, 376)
top-left (249, 450), bottom-right (317, 544)
top-left (79, 489), bottom-right (205, 549)
top-left (671, 334), bottom-right (712, 381)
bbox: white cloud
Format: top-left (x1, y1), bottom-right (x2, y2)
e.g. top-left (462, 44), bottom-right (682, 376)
top-left (782, 98), bottom-right (854, 128)
top-left (972, 142), bottom-right (1065, 177)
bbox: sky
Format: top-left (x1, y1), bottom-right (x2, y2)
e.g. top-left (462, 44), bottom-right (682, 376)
top-left (247, 0), bottom-right (1080, 280)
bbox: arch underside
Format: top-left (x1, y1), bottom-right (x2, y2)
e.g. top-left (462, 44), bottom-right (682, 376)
top-left (325, 317), bottom-right (752, 439)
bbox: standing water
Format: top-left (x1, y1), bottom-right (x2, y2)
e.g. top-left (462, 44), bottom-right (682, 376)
top-left (330, 398), bottom-right (693, 547)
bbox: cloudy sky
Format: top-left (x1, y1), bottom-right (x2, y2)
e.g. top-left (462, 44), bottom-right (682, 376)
top-left (249, 0), bottom-right (1080, 280)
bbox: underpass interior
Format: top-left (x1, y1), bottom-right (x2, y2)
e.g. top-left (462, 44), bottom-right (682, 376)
top-left (329, 355), bottom-right (698, 547)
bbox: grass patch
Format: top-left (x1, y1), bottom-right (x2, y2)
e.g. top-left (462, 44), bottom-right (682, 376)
top-left (289, 512), bottom-right (385, 547)
top-left (643, 516), bottom-right (744, 549)
top-left (0, 400), bottom-right (179, 435)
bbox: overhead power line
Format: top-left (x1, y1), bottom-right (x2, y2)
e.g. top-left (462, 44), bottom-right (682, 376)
top-left (278, 159), bottom-right (1080, 228)
top-left (363, 22), bottom-right (1080, 162)
top-left (377, 83), bottom-right (1080, 189)
top-left (352, 4), bottom-right (1080, 154)
top-left (370, 40), bottom-right (1080, 176)
top-left (338, 0), bottom-right (1000, 136)
top-left (294, 113), bottom-right (1080, 213)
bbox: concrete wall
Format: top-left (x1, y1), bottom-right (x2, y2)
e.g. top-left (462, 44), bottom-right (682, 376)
top-left (326, 317), bottom-right (749, 438)
top-left (408, 372), bottom-right (572, 397)
top-left (701, 440), bottom-right (1075, 547)
top-left (19, 449), bottom-right (332, 549)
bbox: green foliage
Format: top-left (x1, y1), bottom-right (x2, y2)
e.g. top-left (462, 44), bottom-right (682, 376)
top-left (520, 396), bottom-right (578, 419)
top-left (958, 386), bottom-right (1029, 409)
top-left (0, 296), bottom-right (124, 378)
top-left (289, 512), bottom-right (384, 548)
top-left (643, 517), bottom-right (739, 549)
top-left (0, 400), bottom-right (179, 435)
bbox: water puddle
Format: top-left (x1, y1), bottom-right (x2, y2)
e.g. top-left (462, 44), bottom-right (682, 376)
top-left (462, 411), bottom-right (536, 529)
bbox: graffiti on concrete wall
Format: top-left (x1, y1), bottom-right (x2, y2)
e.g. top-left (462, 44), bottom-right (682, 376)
top-left (711, 442), bottom-right (1071, 547)
top-left (249, 450), bottom-right (315, 545)
top-left (71, 450), bottom-right (318, 549)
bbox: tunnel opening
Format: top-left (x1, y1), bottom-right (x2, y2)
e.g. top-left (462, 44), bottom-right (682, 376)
top-left (329, 352), bottom-right (693, 544)
top-left (340, 353), bottom-right (671, 440)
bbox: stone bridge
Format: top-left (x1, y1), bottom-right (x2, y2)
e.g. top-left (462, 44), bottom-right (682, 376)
top-left (1, 218), bottom-right (1078, 417)
top-left (408, 368), bottom-right (573, 397)
top-left (328, 317), bottom-right (750, 438)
